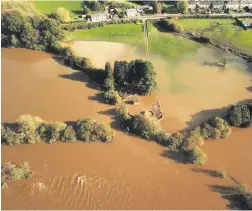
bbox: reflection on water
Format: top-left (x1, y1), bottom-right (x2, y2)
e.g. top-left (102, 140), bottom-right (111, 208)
top-left (1, 42), bottom-right (252, 210)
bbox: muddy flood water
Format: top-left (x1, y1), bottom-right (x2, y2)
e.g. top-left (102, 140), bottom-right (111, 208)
top-left (1, 42), bottom-right (252, 209)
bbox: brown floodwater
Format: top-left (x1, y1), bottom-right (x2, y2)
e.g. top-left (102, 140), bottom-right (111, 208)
top-left (1, 42), bottom-right (252, 210)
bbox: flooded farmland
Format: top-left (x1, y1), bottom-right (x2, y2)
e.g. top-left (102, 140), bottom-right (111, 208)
top-left (1, 42), bottom-right (252, 209)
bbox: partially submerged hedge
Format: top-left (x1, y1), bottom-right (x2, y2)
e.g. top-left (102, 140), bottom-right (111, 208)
top-left (1, 162), bottom-right (32, 188)
top-left (1, 115), bottom-right (114, 145)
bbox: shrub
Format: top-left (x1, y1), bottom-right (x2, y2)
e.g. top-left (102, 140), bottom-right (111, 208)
top-left (129, 114), bottom-right (161, 140)
top-left (156, 131), bottom-right (171, 146)
top-left (235, 181), bottom-right (252, 210)
top-left (214, 167), bottom-right (228, 178)
top-left (1, 124), bottom-right (24, 145)
top-left (15, 115), bottom-right (43, 144)
top-left (76, 118), bottom-right (114, 142)
top-left (200, 117), bottom-right (231, 140)
top-left (61, 126), bottom-right (76, 142)
top-left (2, 162), bottom-right (32, 188)
top-left (116, 103), bottom-right (131, 127)
top-left (103, 90), bottom-right (122, 105)
top-left (103, 78), bottom-right (114, 91)
top-left (185, 147), bottom-right (208, 165)
top-left (227, 104), bottom-right (251, 128)
top-left (38, 121), bottom-right (66, 144)
top-left (160, 19), bottom-right (184, 33)
top-left (169, 132), bottom-right (185, 150)
top-left (182, 133), bottom-right (204, 151)
top-left (86, 68), bottom-right (107, 84)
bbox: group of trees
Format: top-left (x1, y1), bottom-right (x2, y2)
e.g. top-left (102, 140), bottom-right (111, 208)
top-left (160, 17), bottom-right (184, 33)
top-left (114, 59), bottom-right (157, 95)
top-left (81, 1), bottom-right (104, 14)
top-left (1, 9), bottom-right (65, 51)
top-left (1, 162), bottom-right (32, 188)
top-left (116, 102), bottom-right (234, 165)
top-left (1, 115), bottom-right (114, 145)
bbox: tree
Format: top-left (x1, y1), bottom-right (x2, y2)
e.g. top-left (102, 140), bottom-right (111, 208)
top-left (160, 19), bottom-right (184, 33)
top-left (56, 7), bottom-right (71, 22)
top-left (1, 10), bottom-right (27, 34)
top-left (82, 6), bottom-right (91, 15)
top-left (129, 114), bottom-right (161, 140)
top-left (150, 0), bottom-right (162, 13)
top-left (20, 22), bottom-right (39, 49)
top-left (81, 1), bottom-right (104, 12)
top-left (177, 0), bottom-right (188, 14)
top-left (227, 104), bottom-right (251, 127)
top-left (103, 90), bottom-right (122, 105)
top-left (104, 62), bottom-right (114, 90)
top-left (114, 61), bottom-right (129, 85)
top-left (76, 118), bottom-right (114, 142)
top-left (39, 18), bottom-right (65, 50)
top-left (128, 60), bottom-right (157, 95)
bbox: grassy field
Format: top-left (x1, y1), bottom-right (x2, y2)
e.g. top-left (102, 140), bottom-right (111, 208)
top-left (68, 24), bottom-right (145, 46)
top-left (68, 23), bottom-right (200, 59)
top-left (179, 19), bottom-right (243, 33)
top-left (204, 30), bottom-right (252, 55)
top-left (32, 1), bottom-right (82, 15)
top-left (179, 18), bottom-right (252, 55)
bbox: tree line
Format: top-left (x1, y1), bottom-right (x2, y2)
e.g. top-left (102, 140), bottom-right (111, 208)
top-left (1, 115), bottom-right (114, 145)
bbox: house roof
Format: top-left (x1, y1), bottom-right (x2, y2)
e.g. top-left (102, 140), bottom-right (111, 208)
top-left (91, 13), bottom-right (106, 18)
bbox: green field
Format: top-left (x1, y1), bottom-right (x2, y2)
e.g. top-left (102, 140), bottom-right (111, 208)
top-left (32, 1), bottom-right (82, 15)
top-left (179, 19), bottom-right (243, 33)
top-left (179, 18), bottom-right (252, 55)
top-left (204, 30), bottom-right (252, 55)
top-left (68, 23), bottom-right (200, 59)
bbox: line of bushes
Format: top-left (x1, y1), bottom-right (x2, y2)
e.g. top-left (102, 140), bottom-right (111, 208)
top-left (1, 162), bottom-right (32, 188)
top-left (61, 18), bottom-right (139, 31)
top-left (116, 103), bottom-right (235, 165)
top-left (1, 115), bottom-right (114, 145)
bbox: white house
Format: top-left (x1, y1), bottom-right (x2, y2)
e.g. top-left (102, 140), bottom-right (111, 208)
top-left (91, 13), bottom-right (107, 22)
top-left (126, 8), bottom-right (137, 17)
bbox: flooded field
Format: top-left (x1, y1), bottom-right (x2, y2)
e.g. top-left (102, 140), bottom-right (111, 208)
top-left (1, 42), bottom-right (252, 209)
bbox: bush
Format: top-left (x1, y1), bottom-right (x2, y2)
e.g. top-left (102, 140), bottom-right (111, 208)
top-left (169, 132), bottom-right (185, 150)
top-left (226, 104), bottom-right (251, 128)
top-left (116, 103), bottom-right (131, 127)
top-left (38, 121), bottom-right (66, 144)
top-left (182, 132), bottom-right (204, 151)
top-left (235, 181), bottom-right (252, 210)
top-left (160, 19), bottom-right (184, 33)
top-left (1, 124), bottom-right (24, 145)
top-left (129, 114), bottom-right (161, 140)
top-left (214, 167), bottom-right (228, 178)
top-left (103, 90), bottom-right (122, 105)
top-left (2, 162), bottom-right (32, 188)
top-left (156, 131), bottom-right (171, 146)
top-left (61, 126), bottom-right (76, 142)
top-left (15, 115), bottom-right (43, 144)
top-left (185, 147), bottom-right (208, 165)
top-left (76, 118), bottom-right (114, 142)
top-left (200, 117), bottom-right (231, 140)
